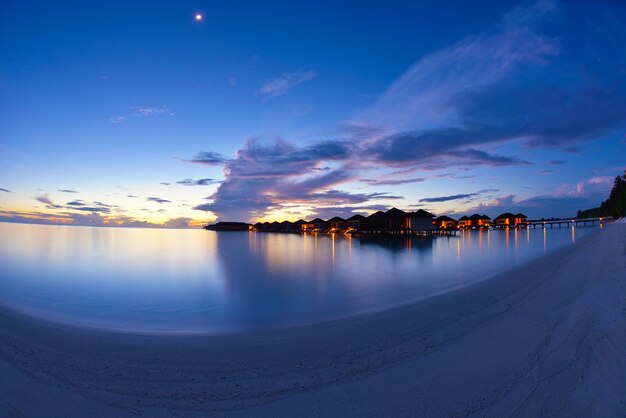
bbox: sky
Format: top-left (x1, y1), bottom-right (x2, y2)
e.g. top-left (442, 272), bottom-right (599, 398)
top-left (1, 0), bottom-right (625, 228)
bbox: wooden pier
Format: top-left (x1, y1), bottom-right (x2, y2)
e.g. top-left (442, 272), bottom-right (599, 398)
top-left (353, 228), bottom-right (458, 237)
top-left (527, 217), bottom-right (613, 229)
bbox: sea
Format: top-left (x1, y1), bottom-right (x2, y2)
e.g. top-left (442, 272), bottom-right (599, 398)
top-left (0, 222), bottom-right (600, 333)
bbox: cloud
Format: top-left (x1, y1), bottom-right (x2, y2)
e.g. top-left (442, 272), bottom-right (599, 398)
top-left (109, 115), bottom-right (126, 124)
top-left (459, 176), bottom-right (614, 218)
top-left (147, 197), bottom-right (172, 204)
top-left (57, 189), bottom-right (78, 193)
top-left (353, 0), bottom-right (626, 160)
top-left (161, 217), bottom-right (199, 228)
top-left (556, 176), bottom-right (613, 197)
top-left (360, 129), bottom-right (531, 167)
top-left (0, 188), bottom-right (10, 193)
top-left (62, 199), bottom-right (119, 213)
top-left (93, 201), bottom-right (118, 208)
top-left (549, 160), bottom-right (565, 165)
top-left (192, 137), bottom-right (379, 220)
top-left (185, 151), bottom-right (228, 166)
top-left (110, 105), bottom-right (173, 124)
top-left (135, 106), bottom-right (172, 117)
top-left (0, 210), bottom-right (203, 229)
top-left (419, 189), bottom-right (499, 203)
top-left (293, 190), bottom-right (401, 206)
top-left (259, 70), bottom-right (317, 98)
top-left (34, 194), bottom-right (63, 209)
top-left (360, 177), bottom-right (427, 186)
top-left (176, 178), bottom-right (220, 186)
top-left (364, 1), bottom-right (558, 131)
top-left (188, 133), bottom-right (520, 220)
top-left (460, 193), bottom-right (596, 219)
top-left (160, 182), bottom-right (171, 186)
top-left (228, 77), bottom-right (237, 87)
top-left (308, 205), bottom-right (388, 220)
top-left (35, 195), bottom-right (54, 205)
top-left (420, 193), bottom-right (479, 203)
top-left (70, 206), bottom-right (111, 213)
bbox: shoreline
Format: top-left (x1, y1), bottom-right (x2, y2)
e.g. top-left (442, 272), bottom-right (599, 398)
top-left (0, 223), bottom-right (624, 416)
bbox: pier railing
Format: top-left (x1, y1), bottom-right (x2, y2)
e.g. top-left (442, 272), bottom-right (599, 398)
top-left (526, 217), bottom-right (614, 228)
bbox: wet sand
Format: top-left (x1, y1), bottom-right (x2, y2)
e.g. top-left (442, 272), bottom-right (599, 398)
top-left (0, 223), bottom-right (624, 417)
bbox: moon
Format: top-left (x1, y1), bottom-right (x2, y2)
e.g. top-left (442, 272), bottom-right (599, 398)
top-left (194, 13), bottom-right (203, 21)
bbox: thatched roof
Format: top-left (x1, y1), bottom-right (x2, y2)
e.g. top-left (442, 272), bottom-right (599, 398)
top-left (409, 209), bottom-right (435, 218)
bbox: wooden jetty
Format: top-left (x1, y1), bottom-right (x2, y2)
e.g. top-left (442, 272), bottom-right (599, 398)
top-left (527, 217), bottom-right (614, 229)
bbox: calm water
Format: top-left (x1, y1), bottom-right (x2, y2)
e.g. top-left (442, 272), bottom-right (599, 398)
top-left (0, 222), bottom-right (599, 334)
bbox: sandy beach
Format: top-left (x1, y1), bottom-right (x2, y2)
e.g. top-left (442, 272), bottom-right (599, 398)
top-left (0, 223), bottom-right (624, 417)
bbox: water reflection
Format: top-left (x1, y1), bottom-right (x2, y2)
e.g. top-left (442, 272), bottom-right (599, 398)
top-left (359, 235), bottom-right (433, 255)
top-left (0, 223), bottom-right (600, 334)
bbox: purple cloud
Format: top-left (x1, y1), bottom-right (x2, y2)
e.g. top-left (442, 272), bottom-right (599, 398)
top-left (459, 176), bottom-right (614, 219)
top-left (176, 178), bottom-right (220, 186)
top-left (192, 138), bottom-right (374, 220)
top-left (0, 210), bottom-right (198, 229)
top-left (360, 177), bottom-right (427, 186)
top-left (62, 200), bottom-right (119, 213)
top-left (420, 189), bottom-right (499, 203)
top-left (147, 197), bottom-right (172, 204)
top-left (70, 206), bottom-right (111, 213)
top-left (353, 0), bottom-right (626, 159)
top-left (34, 194), bottom-right (63, 209)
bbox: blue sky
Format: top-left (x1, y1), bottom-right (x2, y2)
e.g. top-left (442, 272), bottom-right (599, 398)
top-left (1, 0), bottom-right (625, 227)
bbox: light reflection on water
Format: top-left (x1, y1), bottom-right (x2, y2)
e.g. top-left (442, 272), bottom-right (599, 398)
top-left (0, 222), bottom-right (598, 334)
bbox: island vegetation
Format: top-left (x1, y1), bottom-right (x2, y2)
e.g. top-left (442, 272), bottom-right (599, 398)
top-left (577, 169), bottom-right (626, 219)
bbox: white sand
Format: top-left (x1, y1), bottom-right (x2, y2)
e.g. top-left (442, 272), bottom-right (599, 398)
top-left (0, 224), bottom-right (624, 417)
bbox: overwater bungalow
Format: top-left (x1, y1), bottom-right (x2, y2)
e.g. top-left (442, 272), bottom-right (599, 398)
top-left (514, 213), bottom-right (528, 225)
top-left (494, 212), bottom-right (516, 227)
top-left (361, 211), bottom-right (387, 233)
top-left (385, 208), bottom-right (409, 231)
top-left (346, 214), bottom-right (365, 232)
top-left (314, 218), bottom-right (330, 232)
top-left (269, 221), bottom-right (281, 232)
top-left (302, 219), bottom-right (318, 232)
top-left (434, 215), bottom-right (458, 229)
top-left (465, 214), bottom-right (491, 229)
top-left (279, 220), bottom-right (293, 232)
top-left (406, 209), bottom-right (436, 232)
top-left (494, 213), bottom-right (528, 228)
top-left (359, 208), bottom-right (436, 234)
top-left (458, 216), bottom-right (470, 228)
top-left (328, 217), bottom-right (347, 232)
top-left (210, 206), bottom-right (522, 236)
top-left (204, 221), bottom-right (251, 231)
top-left (302, 218), bottom-right (328, 232)
top-left (292, 219), bottom-right (306, 232)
